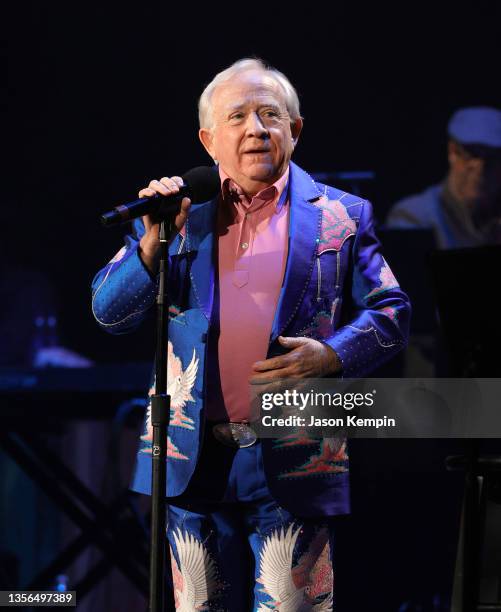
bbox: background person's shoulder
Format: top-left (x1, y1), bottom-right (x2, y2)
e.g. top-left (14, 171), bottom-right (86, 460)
top-left (386, 183), bottom-right (443, 228)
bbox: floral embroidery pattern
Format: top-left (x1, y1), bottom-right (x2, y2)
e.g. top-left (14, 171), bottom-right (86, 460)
top-left (293, 529), bottom-right (333, 605)
top-left (170, 528), bottom-right (223, 610)
top-left (299, 311), bottom-right (332, 339)
top-left (169, 304), bottom-right (182, 317)
top-left (278, 439), bottom-right (348, 479)
top-left (379, 305), bottom-right (399, 321)
top-left (314, 198), bottom-right (357, 254)
top-left (257, 523), bottom-right (333, 611)
top-left (365, 258), bottom-right (399, 301)
top-left (273, 429), bottom-right (320, 449)
top-left (140, 431), bottom-right (189, 460)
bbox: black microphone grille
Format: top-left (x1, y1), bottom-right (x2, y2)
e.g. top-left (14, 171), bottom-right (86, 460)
top-left (182, 166), bottom-right (220, 203)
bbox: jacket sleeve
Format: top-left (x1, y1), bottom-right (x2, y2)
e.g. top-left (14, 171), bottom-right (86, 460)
top-left (91, 219), bottom-right (184, 335)
top-left (91, 218), bottom-right (156, 334)
top-left (323, 200), bottom-right (411, 377)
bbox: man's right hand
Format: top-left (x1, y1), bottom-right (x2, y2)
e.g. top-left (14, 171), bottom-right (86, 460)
top-left (137, 176), bottom-right (191, 273)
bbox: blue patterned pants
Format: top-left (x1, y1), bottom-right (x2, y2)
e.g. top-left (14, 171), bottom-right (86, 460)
top-left (166, 426), bottom-right (335, 611)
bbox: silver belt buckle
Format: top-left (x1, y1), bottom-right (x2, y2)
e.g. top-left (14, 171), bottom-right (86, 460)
top-left (212, 423), bottom-right (257, 448)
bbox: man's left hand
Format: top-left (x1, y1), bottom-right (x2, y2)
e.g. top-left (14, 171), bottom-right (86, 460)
top-left (250, 336), bottom-right (341, 382)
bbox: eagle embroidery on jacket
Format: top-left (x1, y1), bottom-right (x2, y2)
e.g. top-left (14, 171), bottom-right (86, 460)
top-left (140, 341), bottom-right (199, 460)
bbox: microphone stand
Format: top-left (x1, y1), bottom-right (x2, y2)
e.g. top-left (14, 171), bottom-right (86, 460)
top-left (149, 219), bottom-right (171, 612)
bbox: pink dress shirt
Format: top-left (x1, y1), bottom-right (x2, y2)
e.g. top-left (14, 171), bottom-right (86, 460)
top-left (205, 167), bottom-right (290, 423)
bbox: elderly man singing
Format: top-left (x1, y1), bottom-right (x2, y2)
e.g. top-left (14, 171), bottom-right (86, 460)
top-left (92, 58), bottom-right (410, 611)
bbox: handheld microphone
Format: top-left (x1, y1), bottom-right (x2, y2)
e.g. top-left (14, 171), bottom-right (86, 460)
top-left (100, 166), bottom-right (220, 227)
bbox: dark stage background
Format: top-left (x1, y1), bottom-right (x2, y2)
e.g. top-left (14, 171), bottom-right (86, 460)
top-left (6, 3), bottom-right (501, 364)
top-left (4, 3), bottom-right (501, 610)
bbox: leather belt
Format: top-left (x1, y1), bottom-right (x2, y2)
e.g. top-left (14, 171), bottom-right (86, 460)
top-left (211, 422), bottom-right (258, 448)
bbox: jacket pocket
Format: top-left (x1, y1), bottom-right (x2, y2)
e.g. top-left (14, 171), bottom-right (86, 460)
top-left (316, 250), bottom-right (341, 301)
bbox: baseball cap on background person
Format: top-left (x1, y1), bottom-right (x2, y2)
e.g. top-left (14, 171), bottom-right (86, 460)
top-left (447, 106), bottom-right (501, 150)
top-left (385, 105), bottom-right (501, 249)
top-left (446, 106), bottom-right (501, 246)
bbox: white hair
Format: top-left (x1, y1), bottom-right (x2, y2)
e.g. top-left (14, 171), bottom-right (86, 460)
top-left (198, 58), bottom-right (301, 130)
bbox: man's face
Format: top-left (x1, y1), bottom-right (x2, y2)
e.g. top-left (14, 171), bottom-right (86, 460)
top-left (448, 140), bottom-right (501, 208)
top-left (199, 70), bottom-right (302, 196)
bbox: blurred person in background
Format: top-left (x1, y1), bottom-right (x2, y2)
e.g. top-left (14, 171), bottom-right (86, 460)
top-left (386, 106), bottom-right (501, 248)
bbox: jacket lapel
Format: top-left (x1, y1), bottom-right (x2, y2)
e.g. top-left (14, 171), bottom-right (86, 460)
top-left (184, 197), bottom-right (218, 320)
top-left (185, 162), bottom-right (322, 333)
top-left (270, 162), bottom-right (322, 341)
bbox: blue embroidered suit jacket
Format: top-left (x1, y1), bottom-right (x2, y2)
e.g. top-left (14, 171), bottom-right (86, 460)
top-left (92, 162), bottom-right (410, 517)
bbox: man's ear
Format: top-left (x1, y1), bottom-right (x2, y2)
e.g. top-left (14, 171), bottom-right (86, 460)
top-left (290, 117), bottom-right (303, 146)
top-left (199, 128), bottom-right (216, 160)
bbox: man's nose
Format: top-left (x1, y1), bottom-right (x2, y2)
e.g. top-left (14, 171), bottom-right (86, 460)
top-left (245, 112), bottom-right (268, 137)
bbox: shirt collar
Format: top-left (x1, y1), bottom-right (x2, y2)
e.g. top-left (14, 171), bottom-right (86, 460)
top-left (219, 166), bottom-right (290, 212)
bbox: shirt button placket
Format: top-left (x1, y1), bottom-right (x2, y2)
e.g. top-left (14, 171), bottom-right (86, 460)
top-left (240, 209), bottom-right (252, 254)
top-left (233, 207), bottom-right (251, 288)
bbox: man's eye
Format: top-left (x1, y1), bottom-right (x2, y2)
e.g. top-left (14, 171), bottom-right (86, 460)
top-left (229, 113), bottom-right (244, 121)
top-left (262, 110), bottom-right (279, 117)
